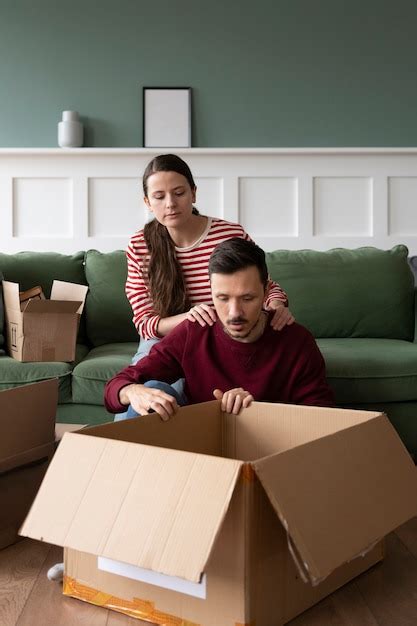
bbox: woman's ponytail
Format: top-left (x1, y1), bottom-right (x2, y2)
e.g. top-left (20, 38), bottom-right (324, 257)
top-left (144, 218), bottom-right (190, 317)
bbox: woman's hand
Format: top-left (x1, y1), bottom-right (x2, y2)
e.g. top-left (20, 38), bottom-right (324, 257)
top-left (186, 303), bottom-right (217, 327)
top-left (213, 388), bottom-right (254, 414)
top-left (120, 383), bottom-right (178, 421)
top-left (266, 301), bottom-right (295, 331)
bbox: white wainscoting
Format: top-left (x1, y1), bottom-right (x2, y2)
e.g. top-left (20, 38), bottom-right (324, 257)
top-left (1, 148), bottom-right (417, 254)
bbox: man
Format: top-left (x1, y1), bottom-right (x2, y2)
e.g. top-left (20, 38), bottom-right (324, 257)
top-left (104, 238), bottom-right (334, 419)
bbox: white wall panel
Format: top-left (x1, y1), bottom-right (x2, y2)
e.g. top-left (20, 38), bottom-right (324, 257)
top-left (0, 148), bottom-right (417, 253)
top-left (239, 177), bottom-right (298, 237)
top-left (0, 177), bottom-right (13, 241)
top-left (313, 177), bottom-right (372, 236)
top-left (194, 177), bottom-right (223, 218)
top-left (388, 177), bottom-right (417, 235)
top-left (88, 177), bottom-right (145, 237)
top-left (13, 178), bottom-right (72, 238)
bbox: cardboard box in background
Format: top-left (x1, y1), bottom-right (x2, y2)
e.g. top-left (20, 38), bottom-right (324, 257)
top-left (0, 379), bottom-right (58, 550)
top-left (20, 402), bottom-right (417, 625)
top-left (2, 280), bottom-right (88, 362)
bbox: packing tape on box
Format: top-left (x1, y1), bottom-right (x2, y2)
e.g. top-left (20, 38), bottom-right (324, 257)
top-left (64, 575), bottom-right (253, 625)
top-left (241, 464), bottom-right (255, 483)
top-left (64, 575), bottom-right (199, 625)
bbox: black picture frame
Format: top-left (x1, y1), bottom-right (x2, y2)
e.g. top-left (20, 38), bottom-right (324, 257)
top-left (142, 87), bottom-right (192, 148)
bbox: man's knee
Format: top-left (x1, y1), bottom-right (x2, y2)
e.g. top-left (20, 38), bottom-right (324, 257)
top-left (144, 380), bottom-right (187, 406)
top-left (115, 381), bottom-right (187, 423)
top-left (126, 404), bottom-right (140, 419)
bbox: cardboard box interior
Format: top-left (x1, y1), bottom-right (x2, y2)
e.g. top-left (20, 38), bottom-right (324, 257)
top-left (20, 401), bottom-right (417, 625)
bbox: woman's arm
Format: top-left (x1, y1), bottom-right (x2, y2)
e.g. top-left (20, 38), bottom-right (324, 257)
top-left (125, 237), bottom-right (162, 338)
top-left (127, 232), bottom-right (219, 337)
top-left (242, 230), bottom-right (288, 307)
top-left (126, 239), bottom-right (216, 338)
top-left (264, 279), bottom-right (288, 306)
top-left (157, 304), bottom-right (216, 336)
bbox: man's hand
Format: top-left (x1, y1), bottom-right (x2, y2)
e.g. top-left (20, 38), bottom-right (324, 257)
top-left (213, 388), bottom-right (254, 414)
top-left (120, 384), bottom-right (179, 421)
top-left (186, 303), bottom-right (217, 327)
top-left (266, 301), bottom-right (295, 331)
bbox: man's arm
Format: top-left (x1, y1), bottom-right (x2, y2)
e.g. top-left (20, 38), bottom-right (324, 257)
top-left (290, 336), bottom-right (335, 407)
top-left (119, 383), bottom-right (179, 420)
top-left (104, 323), bottom-right (187, 414)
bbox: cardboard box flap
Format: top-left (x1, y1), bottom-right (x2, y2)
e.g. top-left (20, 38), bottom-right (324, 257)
top-left (0, 442), bottom-right (55, 475)
top-left (252, 415), bottom-right (417, 585)
top-left (23, 299), bottom-right (82, 314)
top-left (2, 280), bottom-right (21, 312)
top-left (0, 379), bottom-right (58, 472)
top-left (20, 433), bottom-right (243, 582)
top-left (51, 280), bottom-right (88, 314)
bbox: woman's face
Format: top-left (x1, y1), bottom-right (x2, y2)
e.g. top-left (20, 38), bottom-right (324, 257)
top-left (144, 171), bottom-right (196, 229)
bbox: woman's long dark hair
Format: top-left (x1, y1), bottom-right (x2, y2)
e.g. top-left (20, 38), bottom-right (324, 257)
top-left (143, 154), bottom-right (198, 317)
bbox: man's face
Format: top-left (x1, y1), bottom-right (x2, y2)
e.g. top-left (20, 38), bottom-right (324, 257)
top-left (211, 266), bottom-right (266, 341)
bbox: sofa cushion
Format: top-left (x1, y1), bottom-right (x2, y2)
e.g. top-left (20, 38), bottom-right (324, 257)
top-left (266, 245), bottom-right (415, 340)
top-left (0, 344), bottom-right (89, 403)
top-left (0, 251), bottom-right (88, 344)
top-left (0, 271), bottom-right (5, 355)
top-left (56, 403), bottom-right (113, 425)
top-left (85, 250), bottom-right (138, 347)
top-left (318, 338), bottom-right (417, 403)
top-left (72, 342), bottom-right (137, 405)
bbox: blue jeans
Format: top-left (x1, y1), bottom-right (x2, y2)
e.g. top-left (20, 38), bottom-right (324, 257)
top-left (114, 338), bottom-right (186, 421)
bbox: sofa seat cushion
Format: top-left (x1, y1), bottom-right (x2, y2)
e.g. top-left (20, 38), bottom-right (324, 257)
top-left (56, 403), bottom-right (114, 426)
top-left (72, 342), bottom-right (137, 405)
top-left (318, 338), bottom-right (417, 403)
top-left (0, 344), bottom-right (89, 403)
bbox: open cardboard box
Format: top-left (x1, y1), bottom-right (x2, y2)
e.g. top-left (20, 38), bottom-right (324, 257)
top-left (20, 401), bottom-right (417, 625)
top-left (0, 378), bottom-right (58, 549)
top-left (2, 279), bottom-right (88, 362)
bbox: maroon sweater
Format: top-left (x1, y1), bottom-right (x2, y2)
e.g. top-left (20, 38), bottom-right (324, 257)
top-left (104, 315), bottom-right (334, 413)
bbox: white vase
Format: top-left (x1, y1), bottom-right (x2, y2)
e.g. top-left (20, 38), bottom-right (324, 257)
top-left (58, 111), bottom-right (83, 148)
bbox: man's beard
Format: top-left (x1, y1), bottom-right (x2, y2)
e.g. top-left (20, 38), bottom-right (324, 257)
top-left (223, 316), bottom-right (258, 340)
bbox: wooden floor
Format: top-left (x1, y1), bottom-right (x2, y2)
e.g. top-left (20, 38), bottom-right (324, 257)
top-left (1, 518), bottom-right (417, 626)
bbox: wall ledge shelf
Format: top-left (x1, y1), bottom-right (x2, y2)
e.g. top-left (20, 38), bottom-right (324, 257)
top-left (1, 147), bottom-right (417, 156)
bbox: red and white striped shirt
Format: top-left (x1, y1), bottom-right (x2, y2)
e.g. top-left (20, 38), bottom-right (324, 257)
top-left (126, 217), bottom-right (288, 339)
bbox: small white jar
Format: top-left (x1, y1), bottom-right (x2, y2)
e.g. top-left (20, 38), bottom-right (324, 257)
top-left (58, 110), bottom-right (83, 148)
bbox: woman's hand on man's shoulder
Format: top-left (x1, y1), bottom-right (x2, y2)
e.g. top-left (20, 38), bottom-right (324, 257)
top-left (186, 303), bottom-right (217, 327)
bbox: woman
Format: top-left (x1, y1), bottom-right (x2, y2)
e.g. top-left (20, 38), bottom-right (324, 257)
top-left (116, 153), bottom-right (294, 419)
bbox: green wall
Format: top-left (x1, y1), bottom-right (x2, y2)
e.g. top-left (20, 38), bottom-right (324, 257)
top-left (1, 0), bottom-right (417, 147)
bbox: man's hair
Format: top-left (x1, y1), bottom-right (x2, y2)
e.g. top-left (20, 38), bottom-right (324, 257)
top-left (209, 238), bottom-right (268, 287)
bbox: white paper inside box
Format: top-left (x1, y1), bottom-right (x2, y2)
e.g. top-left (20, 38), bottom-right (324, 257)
top-left (2, 280), bottom-right (88, 362)
top-left (20, 402), bottom-right (417, 625)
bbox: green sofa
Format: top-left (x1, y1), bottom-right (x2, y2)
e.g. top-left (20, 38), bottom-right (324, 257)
top-left (0, 245), bottom-right (416, 457)
top-left (0, 250), bottom-right (138, 425)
